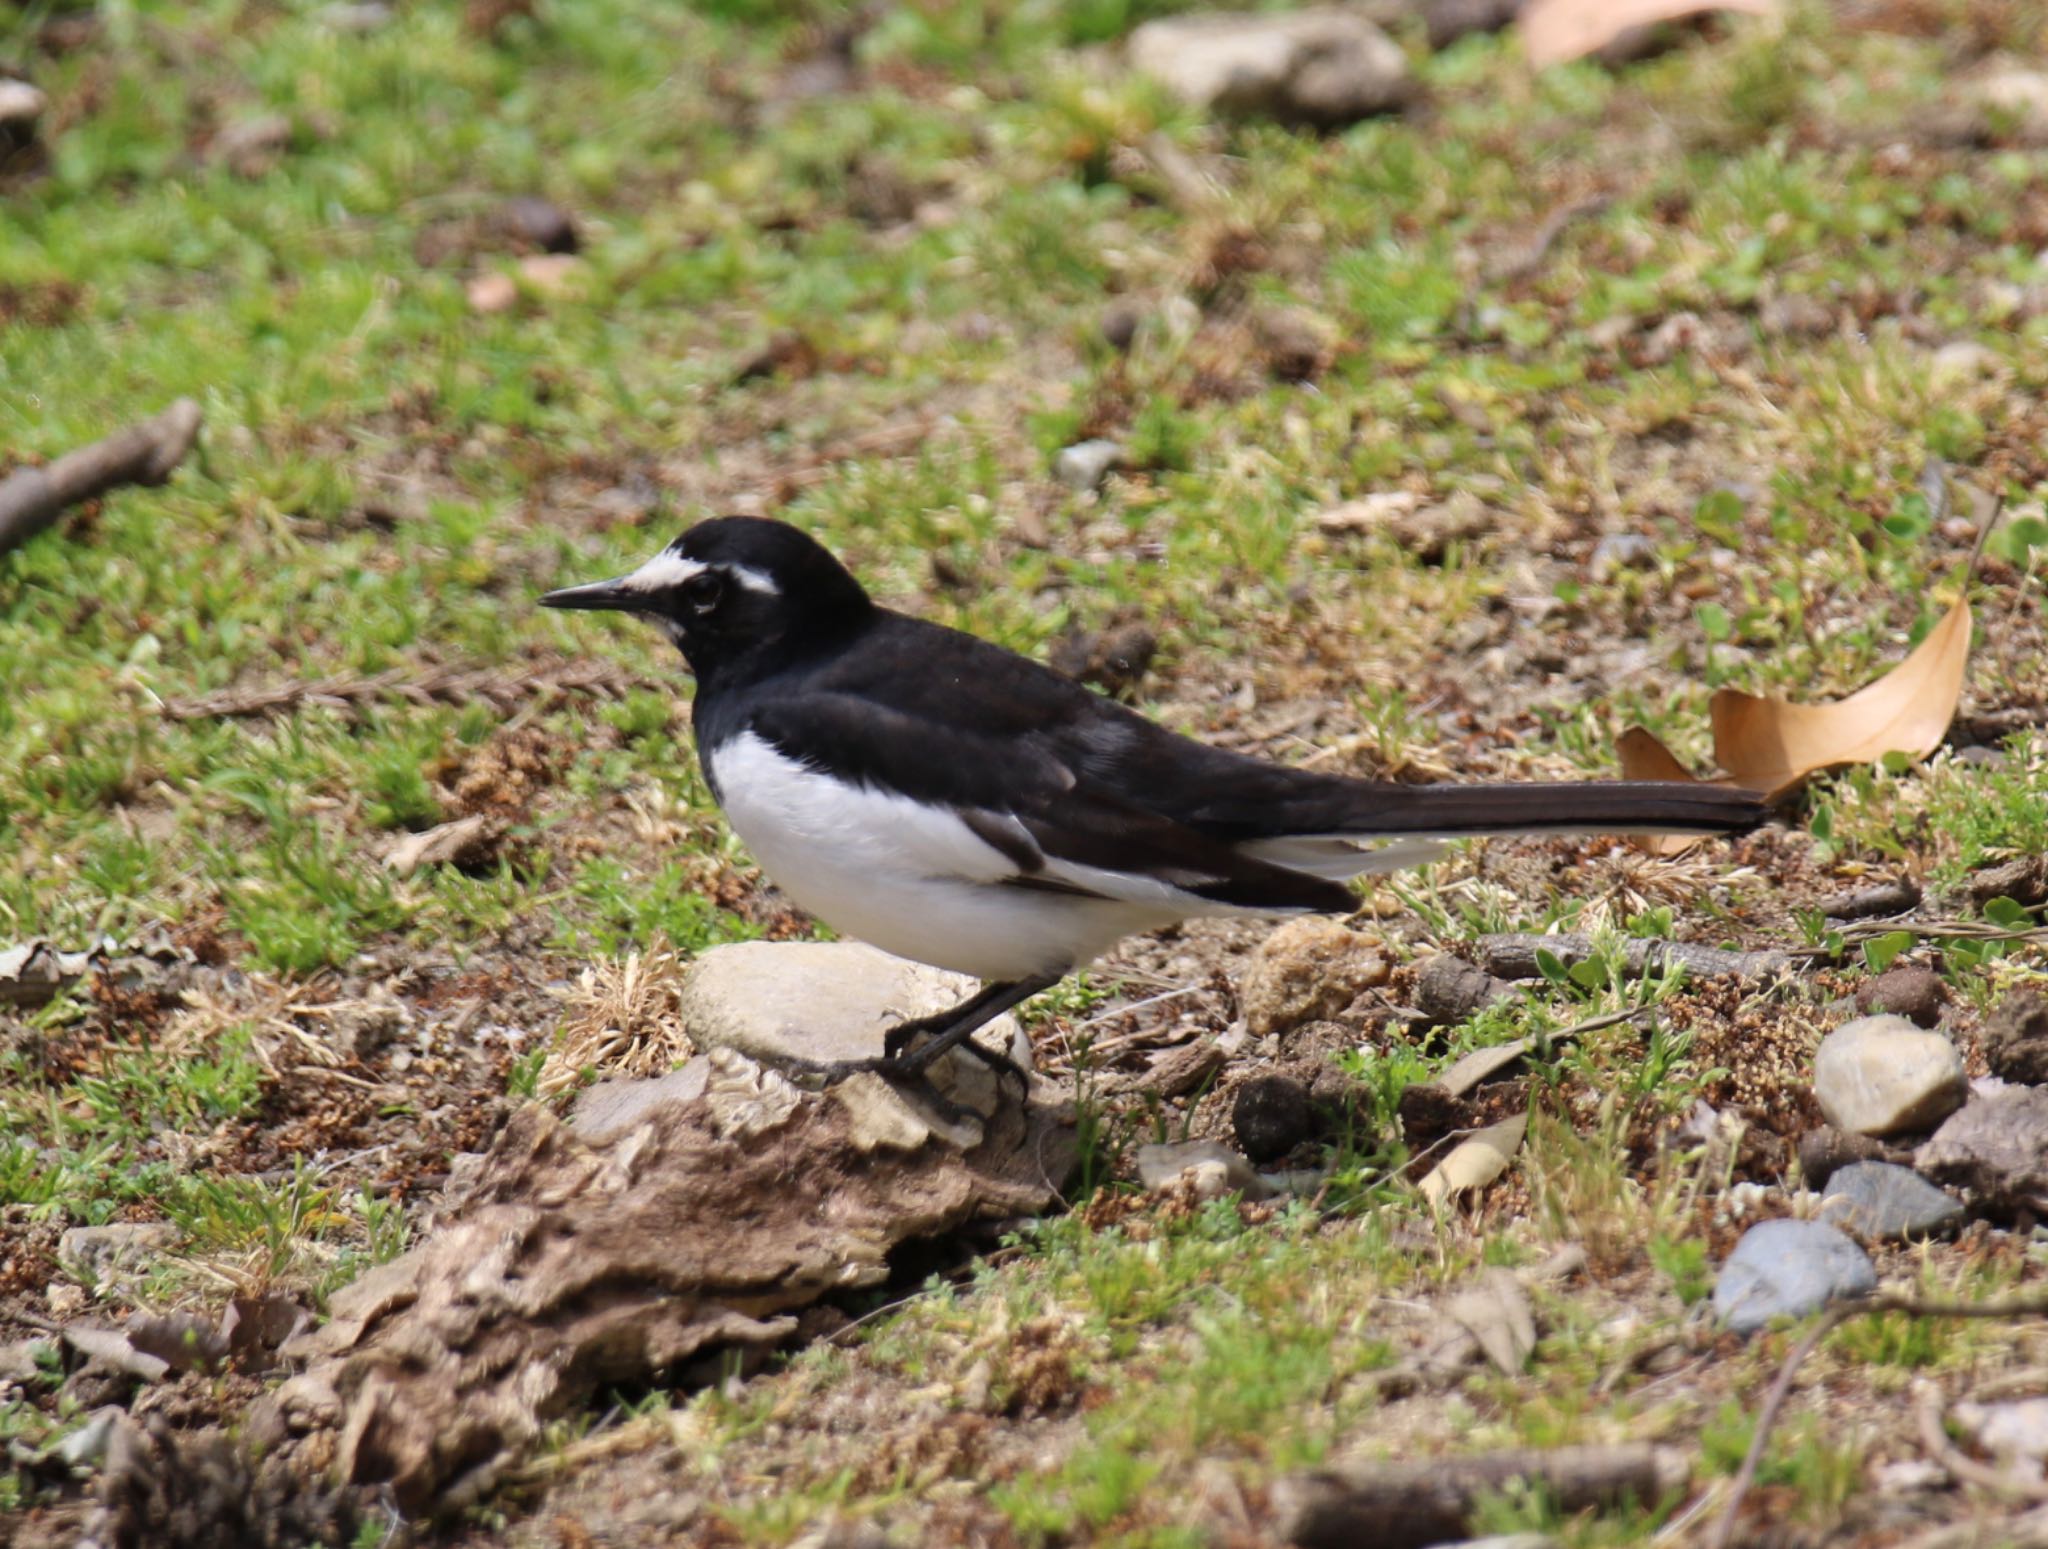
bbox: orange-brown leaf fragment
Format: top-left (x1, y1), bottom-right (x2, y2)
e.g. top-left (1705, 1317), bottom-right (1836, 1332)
top-left (1710, 597), bottom-right (1972, 800)
top-left (1614, 726), bottom-right (1718, 856)
top-left (1519, 0), bottom-right (1776, 69)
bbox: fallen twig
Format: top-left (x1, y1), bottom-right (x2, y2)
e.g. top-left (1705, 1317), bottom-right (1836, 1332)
top-left (1710, 1289), bottom-right (2048, 1549)
top-left (1274, 1441), bottom-right (1687, 1549)
top-left (159, 657), bottom-right (643, 723)
top-left (0, 399), bottom-right (202, 559)
top-left (1479, 932), bottom-right (1791, 982)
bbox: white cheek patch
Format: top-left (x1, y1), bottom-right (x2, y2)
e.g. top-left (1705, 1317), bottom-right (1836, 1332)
top-left (621, 549), bottom-right (706, 593)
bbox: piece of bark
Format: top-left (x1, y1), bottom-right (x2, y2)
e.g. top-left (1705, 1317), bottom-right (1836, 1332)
top-left (0, 399), bottom-right (202, 558)
top-left (1274, 1443), bottom-right (1689, 1549)
top-left (1413, 953), bottom-right (1516, 1026)
top-left (1818, 878), bottom-right (1921, 922)
top-left (1479, 933), bottom-right (1790, 982)
top-left (279, 1051), bottom-right (1074, 1514)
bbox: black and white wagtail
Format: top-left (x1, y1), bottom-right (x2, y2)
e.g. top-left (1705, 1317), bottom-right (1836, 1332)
top-left (543, 517), bottom-right (1765, 1084)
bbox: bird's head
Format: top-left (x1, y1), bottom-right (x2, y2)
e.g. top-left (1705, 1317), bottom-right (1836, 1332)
top-left (541, 516), bottom-right (873, 676)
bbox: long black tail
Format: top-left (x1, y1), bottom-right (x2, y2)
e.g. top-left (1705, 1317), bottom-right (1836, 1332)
top-left (1331, 778), bottom-right (1767, 837)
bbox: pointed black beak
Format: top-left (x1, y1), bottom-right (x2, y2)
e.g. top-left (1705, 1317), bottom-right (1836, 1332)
top-left (540, 577), bottom-right (641, 612)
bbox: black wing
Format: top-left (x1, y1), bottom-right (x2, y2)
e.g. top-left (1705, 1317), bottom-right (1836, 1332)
top-left (742, 690), bottom-right (1356, 914)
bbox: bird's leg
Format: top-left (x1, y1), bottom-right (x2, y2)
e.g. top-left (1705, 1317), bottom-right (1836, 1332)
top-left (878, 972), bottom-right (1061, 1097)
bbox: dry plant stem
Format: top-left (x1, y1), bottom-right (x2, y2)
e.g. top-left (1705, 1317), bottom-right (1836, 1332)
top-left (0, 398), bottom-right (203, 558)
top-left (160, 657), bottom-right (641, 722)
top-left (1710, 1290), bottom-right (2048, 1549)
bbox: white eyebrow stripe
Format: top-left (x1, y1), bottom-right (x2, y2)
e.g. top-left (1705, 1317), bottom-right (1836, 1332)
top-left (726, 564), bottom-right (779, 596)
top-left (620, 549), bottom-right (706, 592)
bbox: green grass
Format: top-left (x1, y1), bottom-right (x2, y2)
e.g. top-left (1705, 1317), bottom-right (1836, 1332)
top-left (10, 0), bottom-right (2048, 1540)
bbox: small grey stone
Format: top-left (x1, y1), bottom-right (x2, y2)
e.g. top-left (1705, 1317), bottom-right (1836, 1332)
top-left (1818, 1161), bottom-right (1964, 1241)
top-left (1135, 1140), bottom-right (1271, 1201)
top-left (570, 1064), bottom-right (711, 1145)
top-left (1233, 1074), bottom-right (1313, 1163)
top-left (1811, 1015), bottom-right (1966, 1138)
top-left (1854, 966), bottom-right (1948, 1029)
top-left (1588, 533), bottom-right (1656, 583)
top-left (1054, 439), bottom-right (1124, 492)
top-left (1983, 990), bottom-right (2048, 1086)
top-left (1128, 9), bottom-right (1412, 128)
top-left (1713, 1219), bottom-right (1876, 1335)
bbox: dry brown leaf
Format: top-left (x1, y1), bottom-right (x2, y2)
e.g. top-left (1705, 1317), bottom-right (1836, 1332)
top-left (1446, 1267), bottom-right (1538, 1375)
top-left (1615, 725), bottom-right (1721, 856)
top-left (1520, 0), bottom-right (1776, 68)
top-left (1709, 597), bottom-right (1972, 799)
top-left (1417, 1111), bottom-right (1527, 1210)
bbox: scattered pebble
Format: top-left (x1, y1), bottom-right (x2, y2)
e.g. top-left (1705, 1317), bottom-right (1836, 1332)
top-left (1854, 966), bottom-right (1948, 1029)
top-left (1239, 918), bottom-right (1388, 1038)
top-left (1418, 0), bottom-right (1522, 50)
top-left (1796, 1125), bottom-right (1896, 1192)
top-left (1233, 1073), bottom-right (1314, 1163)
top-left (1047, 621), bottom-right (1156, 697)
top-left (1917, 1087), bottom-right (2048, 1217)
top-left (1135, 1139), bottom-right (1271, 1201)
top-left (1127, 9), bottom-right (1412, 128)
top-left (1713, 1219), bottom-right (1877, 1335)
top-left (0, 78), bottom-right (50, 135)
top-left (1983, 990), bottom-right (2048, 1086)
top-left (1817, 1161), bottom-right (1964, 1241)
top-left (1971, 855), bottom-right (2048, 908)
top-left (1811, 1015), bottom-right (1966, 1138)
top-left (1952, 1396), bottom-right (2048, 1471)
top-left (1928, 340), bottom-right (2000, 385)
top-left (1252, 304), bottom-right (1335, 382)
top-left (1587, 533), bottom-right (1656, 582)
top-left (1100, 298), bottom-right (1148, 352)
top-left (493, 195), bottom-right (579, 254)
top-left (466, 253), bottom-right (587, 314)
top-left (1053, 438), bottom-right (1124, 492)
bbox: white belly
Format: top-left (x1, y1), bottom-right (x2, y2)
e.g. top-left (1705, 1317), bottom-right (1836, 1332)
top-left (705, 731), bottom-right (1188, 980)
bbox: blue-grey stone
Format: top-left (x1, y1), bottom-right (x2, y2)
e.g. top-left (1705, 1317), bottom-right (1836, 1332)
top-left (1819, 1161), bottom-right (1965, 1241)
top-left (1713, 1219), bottom-right (1876, 1335)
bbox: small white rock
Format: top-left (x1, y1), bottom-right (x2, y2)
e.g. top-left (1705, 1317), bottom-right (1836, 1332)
top-left (1053, 439), bottom-right (1125, 492)
top-left (0, 80), bottom-right (49, 131)
top-left (1812, 1015), bottom-right (1967, 1138)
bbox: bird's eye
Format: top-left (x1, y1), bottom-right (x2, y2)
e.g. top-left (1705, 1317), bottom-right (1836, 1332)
top-left (681, 572), bottom-right (724, 613)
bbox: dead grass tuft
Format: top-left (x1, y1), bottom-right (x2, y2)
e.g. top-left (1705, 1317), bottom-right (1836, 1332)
top-left (538, 938), bottom-right (692, 1095)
